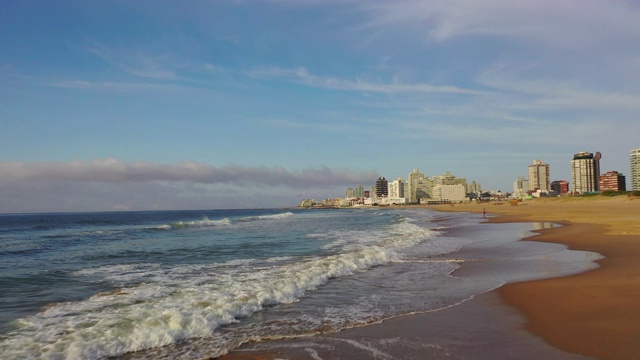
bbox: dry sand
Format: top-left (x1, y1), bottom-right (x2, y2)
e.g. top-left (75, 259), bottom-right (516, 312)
top-left (430, 195), bottom-right (640, 359)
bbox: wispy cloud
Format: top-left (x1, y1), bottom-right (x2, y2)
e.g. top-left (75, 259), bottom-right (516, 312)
top-left (48, 80), bottom-right (188, 92)
top-left (358, 0), bottom-right (640, 48)
top-left (88, 44), bottom-right (180, 80)
top-left (246, 66), bottom-right (486, 95)
top-left (476, 65), bottom-right (640, 111)
top-left (0, 159), bottom-right (378, 188)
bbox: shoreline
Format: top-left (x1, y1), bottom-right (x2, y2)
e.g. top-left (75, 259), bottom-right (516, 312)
top-left (218, 197), bottom-right (639, 359)
top-left (496, 222), bottom-right (640, 359)
top-left (430, 196), bottom-right (640, 359)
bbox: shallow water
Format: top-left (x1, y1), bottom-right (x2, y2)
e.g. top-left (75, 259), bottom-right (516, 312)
top-left (0, 208), bottom-right (601, 359)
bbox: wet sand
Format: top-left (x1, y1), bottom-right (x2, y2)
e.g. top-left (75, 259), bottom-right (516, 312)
top-left (439, 196), bottom-right (640, 360)
top-left (218, 290), bottom-right (589, 360)
top-left (218, 196), bottom-right (640, 359)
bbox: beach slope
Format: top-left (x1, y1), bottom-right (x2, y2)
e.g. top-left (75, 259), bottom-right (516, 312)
top-left (431, 195), bottom-right (640, 359)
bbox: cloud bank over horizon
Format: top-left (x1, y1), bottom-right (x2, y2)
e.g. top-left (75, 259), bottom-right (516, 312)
top-left (0, 159), bottom-right (379, 213)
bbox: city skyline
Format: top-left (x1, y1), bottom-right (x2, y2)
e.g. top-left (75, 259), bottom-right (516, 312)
top-left (2, 1), bottom-right (640, 213)
top-left (339, 149), bottom-right (635, 201)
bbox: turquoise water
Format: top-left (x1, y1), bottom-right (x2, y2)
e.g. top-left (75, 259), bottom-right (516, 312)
top-left (0, 208), bottom-right (601, 359)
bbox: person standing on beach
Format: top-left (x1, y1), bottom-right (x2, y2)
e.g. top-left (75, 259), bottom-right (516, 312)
top-left (483, 208), bottom-right (486, 218)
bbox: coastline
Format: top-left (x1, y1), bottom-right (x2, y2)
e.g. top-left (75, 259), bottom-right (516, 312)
top-left (217, 216), bottom-right (593, 360)
top-left (430, 196), bottom-right (640, 359)
top-left (217, 197), bottom-right (640, 359)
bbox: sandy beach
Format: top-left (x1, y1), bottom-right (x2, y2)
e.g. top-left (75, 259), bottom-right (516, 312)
top-left (218, 195), bottom-right (640, 359)
top-left (435, 195), bottom-right (640, 359)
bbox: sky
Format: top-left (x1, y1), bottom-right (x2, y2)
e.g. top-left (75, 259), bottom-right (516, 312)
top-left (2, 0), bottom-right (640, 213)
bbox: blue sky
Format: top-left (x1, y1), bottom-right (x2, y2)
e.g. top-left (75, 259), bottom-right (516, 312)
top-left (2, 0), bottom-right (640, 212)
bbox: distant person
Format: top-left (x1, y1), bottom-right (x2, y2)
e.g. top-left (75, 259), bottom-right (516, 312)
top-left (483, 208), bottom-right (486, 218)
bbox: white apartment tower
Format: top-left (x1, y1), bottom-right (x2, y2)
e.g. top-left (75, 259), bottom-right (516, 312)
top-left (631, 147), bottom-right (640, 191)
top-left (528, 160), bottom-right (550, 191)
top-left (388, 177), bottom-right (406, 198)
top-left (513, 176), bottom-right (529, 197)
top-left (571, 151), bottom-right (601, 194)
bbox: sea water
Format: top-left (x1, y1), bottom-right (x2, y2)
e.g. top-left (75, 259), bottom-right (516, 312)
top-left (0, 208), bottom-right (602, 359)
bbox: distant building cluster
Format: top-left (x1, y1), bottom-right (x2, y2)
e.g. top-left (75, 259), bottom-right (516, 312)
top-left (299, 146), bottom-right (640, 208)
top-left (300, 169), bottom-right (486, 208)
top-left (512, 147), bottom-right (640, 199)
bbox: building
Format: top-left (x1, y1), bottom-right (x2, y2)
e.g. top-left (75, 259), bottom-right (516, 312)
top-left (388, 177), bottom-right (406, 198)
top-left (631, 147), bottom-right (640, 191)
top-left (551, 180), bottom-right (570, 195)
top-left (513, 176), bottom-right (529, 197)
top-left (407, 169), bottom-right (435, 203)
top-left (364, 196), bottom-right (407, 206)
top-left (375, 177), bottom-right (389, 198)
top-left (345, 188), bottom-right (355, 198)
top-left (528, 160), bottom-right (550, 191)
top-left (599, 171), bottom-right (626, 192)
top-left (407, 169), bottom-right (425, 203)
top-left (354, 185), bottom-right (365, 198)
top-left (467, 181), bottom-right (482, 194)
top-left (370, 185), bottom-right (377, 199)
top-left (571, 151), bottom-right (601, 194)
top-left (433, 171), bottom-right (468, 189)
top-left (429, 184), bottom-right (468, 203)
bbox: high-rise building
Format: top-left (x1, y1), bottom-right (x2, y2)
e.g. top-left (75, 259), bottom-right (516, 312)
top-left (354, 185), bottom-right (364, 198)
top-left (513, 176), bottom-right (529, 197)
top-left (345, 188), bottom-right (355, 198)
top-left (551, 180), bottom-right (570, 195)
top-left (631, 147), bottom-right (640, 191)
top-left (599, 171), bottom-right (626, 192)
top-left (528, 160), bottom-right (550, 191)
top-left (571, 151), bottom-right (601, 194)
top-left (467, 181), bottom-right (482, 194)
top-left (388, 177), bottom-right (406, 198)
top-left (407, 169), bottom-right (425, 203)
top-left (375, 177), bottom-right (389, 198)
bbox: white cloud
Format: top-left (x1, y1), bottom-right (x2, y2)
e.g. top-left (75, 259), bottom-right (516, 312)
top-left (246, 66), bottom-right (486, 95)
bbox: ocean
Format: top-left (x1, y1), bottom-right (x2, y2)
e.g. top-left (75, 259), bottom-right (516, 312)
top-left (0, 208), bottom-right (602, 359)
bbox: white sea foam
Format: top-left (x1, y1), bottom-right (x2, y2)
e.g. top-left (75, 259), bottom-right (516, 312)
top-left (237, 212), bottom-right (295, 222)
top-left (0, 220), bottom-right (434, 359)
top-left (170, 217), bottom-right (231, 228)
top-left (147, 212), bottom-right (292, 231)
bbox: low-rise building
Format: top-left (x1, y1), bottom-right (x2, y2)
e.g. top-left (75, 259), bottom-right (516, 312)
top-left (364, 197), bottom-right (408, 206)
top-left (551, 180), bottom-right (570, 195)
top-left (599, 171), bottom-right (626, 192)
